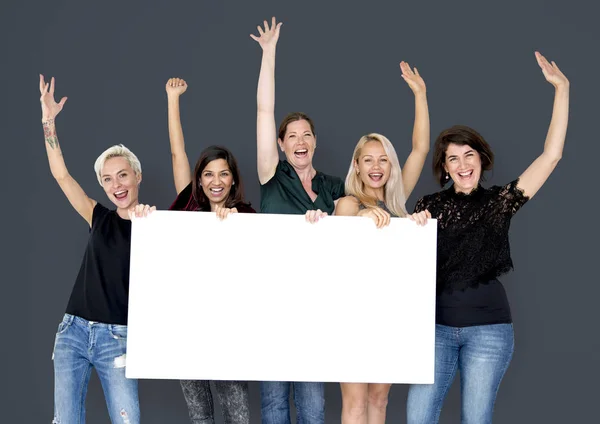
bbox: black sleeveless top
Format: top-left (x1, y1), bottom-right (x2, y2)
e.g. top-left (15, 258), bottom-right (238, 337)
top-left (66, 203), bottom-right (131, 325)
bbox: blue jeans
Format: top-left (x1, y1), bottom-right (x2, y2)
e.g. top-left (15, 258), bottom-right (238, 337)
top-left (407, 324), bottom-right (514, 424)
top-left (260, 381), bottom-right (324, 424)
top-left (52, 314), bottom-right (139, 424)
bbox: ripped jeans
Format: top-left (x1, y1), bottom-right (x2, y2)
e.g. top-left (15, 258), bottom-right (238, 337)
top-left (52, 314), bottom-right (139, 424)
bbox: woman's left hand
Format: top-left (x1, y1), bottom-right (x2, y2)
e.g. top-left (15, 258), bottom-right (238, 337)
top-left (215, 205), bottom-right (238, 220)
top-left (535, 51), bottom-right (569, 89)
top-left (128, 204), bottom-right (156, 219)
top-left (305, 209), bottom-right (327, 224)
top-left (400, 61), bottom-right (426, 95)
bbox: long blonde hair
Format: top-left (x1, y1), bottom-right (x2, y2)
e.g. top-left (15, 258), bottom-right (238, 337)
top-left (345, 133), bottom-right (407, 217)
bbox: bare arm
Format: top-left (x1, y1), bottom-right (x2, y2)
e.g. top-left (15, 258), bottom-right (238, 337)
top-left (334, 196), bottom-right (360, 216)
top-left (399, 61), bottom-right (430, 199)
top-left (40, 75), bottom-right (96, 226)
top-left (251, 17), bottom-right (282, 184)
top-left (517, 52), bottom-right (569, 199)
top-left (166, 78), bottom-right (191, 194)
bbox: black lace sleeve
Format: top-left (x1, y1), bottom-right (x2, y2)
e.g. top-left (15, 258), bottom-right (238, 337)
top-left (496, 179), bottom-right (529, 216)
top-left (414, 196), bottom-right (428, 213)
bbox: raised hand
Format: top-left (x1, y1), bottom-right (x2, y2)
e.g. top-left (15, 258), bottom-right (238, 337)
top-left (407, 209), bottom-right (431, 226)
top-left (166, 77), bottom-right (188, 97)
top-left (358, 207), bottom-right (391, 229)
top-left (305, 209), bottom-right (327, 224)
top-left (250, 17), bottom-right (282, 51)
top-left (535, 51), bottom-right (569, 89)
top-left (39, 75), bottom-right (67, 121)
top-left (400, 61), bottom-right (426, 95)
top-left (215, 205), bottom-right (238, 220)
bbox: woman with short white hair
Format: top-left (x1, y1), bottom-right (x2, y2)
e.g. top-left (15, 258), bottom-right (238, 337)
top-left (40, 74), bottom-right (152, 424)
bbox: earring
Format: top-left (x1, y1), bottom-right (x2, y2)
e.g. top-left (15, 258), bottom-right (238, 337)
top-left (444, 172), bottom-right (450, 182)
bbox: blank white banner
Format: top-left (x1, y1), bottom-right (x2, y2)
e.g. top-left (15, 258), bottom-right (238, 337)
top-left (126, 211), bottom-right (437, 384)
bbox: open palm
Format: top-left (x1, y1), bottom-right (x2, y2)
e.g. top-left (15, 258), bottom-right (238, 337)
top-left (400, 61), bottom-right (426, 95)
top-left (250, 17), bottom-right (282, 51)
top-left (39, 74), bottom-right (67, 121)
top-left (535, 51), bottom-right (568, 88)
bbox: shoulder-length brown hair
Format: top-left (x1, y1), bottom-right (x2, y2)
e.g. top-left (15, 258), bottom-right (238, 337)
top-left (192, 145), bottom-right (250, 211)
top-left (432, 125), bottom-right (495, 187)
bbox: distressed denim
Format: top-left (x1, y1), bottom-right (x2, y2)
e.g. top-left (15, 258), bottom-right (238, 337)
top-left (407, 323), bottom-right (514, 424)
top-left (180, 379), bottom-right (250, 424)
top-left (52, 314), bottom-right (139, 424)
top-left (260, 381), bottom-right (325, 424)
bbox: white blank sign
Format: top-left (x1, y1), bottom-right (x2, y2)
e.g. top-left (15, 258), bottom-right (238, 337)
top-left (126, 211), bottom-right (437, 384)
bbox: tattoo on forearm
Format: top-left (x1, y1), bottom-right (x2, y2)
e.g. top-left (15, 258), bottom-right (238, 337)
top-left (42, 119), bottom-right (59, 149)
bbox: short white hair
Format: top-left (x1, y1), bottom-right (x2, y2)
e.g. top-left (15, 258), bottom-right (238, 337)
top-left (93, 144), bottom-right (142, 185)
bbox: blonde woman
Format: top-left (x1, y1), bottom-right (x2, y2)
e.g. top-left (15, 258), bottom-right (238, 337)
top-left (334, 62), bottom-right (431, 424)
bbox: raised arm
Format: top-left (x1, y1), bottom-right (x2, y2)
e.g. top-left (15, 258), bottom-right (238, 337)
top-left (250, 17), bottom-right (283, 184)
top-left (517, 51), bottom-right (569, 199)
top-left (166, 78), bottom-right (191, 194)
top-left (399, 61), bottom-right (430, 199)
top-left (40, 75), bottom-right (96, 226)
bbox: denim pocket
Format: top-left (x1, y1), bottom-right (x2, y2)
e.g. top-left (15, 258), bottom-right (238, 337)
top-left (56, 314), bottom-right (73, 335)
top-left (109, 324), bottom-right (128, 340)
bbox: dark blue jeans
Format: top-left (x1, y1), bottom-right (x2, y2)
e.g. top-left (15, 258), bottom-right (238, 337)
top-left (407, 324), bottom-right (514, 424)
top-left (52, 314), bottom-right (139, 423)
top-left (260, 381), bottom-right (325, 424)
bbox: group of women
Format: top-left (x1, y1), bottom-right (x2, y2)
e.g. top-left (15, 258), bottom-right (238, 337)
top-left (42, 16), bottom-right (569, 424)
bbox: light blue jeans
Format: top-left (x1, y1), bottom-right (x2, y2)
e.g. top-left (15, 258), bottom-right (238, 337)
top-left (407, 323), bottom-right (514, 424)
top-left (52, 314), bottom-right (139, 423)
top-left (260, 381), bottom-right (325, 424)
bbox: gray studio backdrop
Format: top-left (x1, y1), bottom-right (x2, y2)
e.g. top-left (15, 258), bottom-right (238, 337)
top-left (2, 0), bottom-right (598, 422)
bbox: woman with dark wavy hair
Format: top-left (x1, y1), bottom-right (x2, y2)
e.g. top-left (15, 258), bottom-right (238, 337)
top-left (165, 77), bottom-right (253, 424)
top-left (407, 51), bottom-right (569, 424)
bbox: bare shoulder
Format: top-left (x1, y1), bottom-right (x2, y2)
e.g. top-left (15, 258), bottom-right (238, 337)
top-left (334, 196), bottom-right (360, 216)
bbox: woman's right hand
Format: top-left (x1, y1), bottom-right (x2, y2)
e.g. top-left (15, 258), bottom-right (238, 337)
top-left (166, 78), bottom-right (188, 97)
top-left (250, 17), bottom-right (282, 52)
top-left (39, 74), bottom-right (67, 121)
top-left (358, 207), bottom-right (391, 228)
top-left (407, 210), bottom-right (431, 226)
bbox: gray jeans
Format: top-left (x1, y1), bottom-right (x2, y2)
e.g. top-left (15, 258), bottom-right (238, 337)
top-left (180, 380), bottom-right (250, 424)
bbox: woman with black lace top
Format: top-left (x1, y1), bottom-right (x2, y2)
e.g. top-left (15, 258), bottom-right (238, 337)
top-left (406, 51), bottom-right (569, 424)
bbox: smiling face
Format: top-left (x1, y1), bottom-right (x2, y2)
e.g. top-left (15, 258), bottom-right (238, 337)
top-left (100, 156), bottom-right (141, 211)
top-left (356, 140), bottom-right (391, 196)
top-left (199, 158), bottom-right (234, 208)
top-left (444, 143), bottom-right (482, 193)
top-left (278, 119), bottom-right (316, 170)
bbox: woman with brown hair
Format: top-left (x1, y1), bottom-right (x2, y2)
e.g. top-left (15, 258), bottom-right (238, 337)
top-left (249, 17), bottom-right (344, 424)
top-left (406, 51), bottom-right (569, 423)
top-left (165, 77), bottom-right (253, 424)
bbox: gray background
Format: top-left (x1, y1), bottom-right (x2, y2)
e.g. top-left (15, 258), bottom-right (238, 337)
top-left (1, 0), bottom-right (598, 422)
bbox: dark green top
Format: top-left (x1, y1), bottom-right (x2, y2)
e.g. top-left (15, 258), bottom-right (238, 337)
top-left (260, 160), bottom-right (345, 214)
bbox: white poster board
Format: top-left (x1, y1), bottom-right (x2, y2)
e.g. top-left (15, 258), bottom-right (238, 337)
top-left (126, 211), bottom-right (437, 384)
